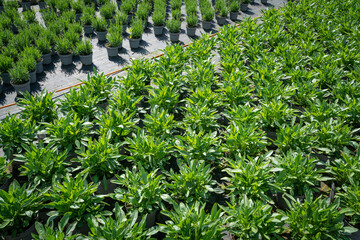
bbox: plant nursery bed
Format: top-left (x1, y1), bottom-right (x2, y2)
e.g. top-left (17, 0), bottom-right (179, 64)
top-left (1, 0), bottom-right (360, 239)
top-left (0, 0), bottom-right (285, 109)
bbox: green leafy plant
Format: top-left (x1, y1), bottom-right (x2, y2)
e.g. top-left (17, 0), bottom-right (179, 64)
top-left (92, 16), bottom-right (107, 32)
top-left (221, 195), bottom-right (286, 239)
top-left (17, 142), bottom-right (67, 186)
top-left (280, 192), bottom-right (357, 239)
top-left (71, 0), bottom-right (85, 14)
top-left (0, 157), bottom-right (11, 186)
top-left (44, 114), bottom-right (92, 152)
top-left (75, 37), bottom-right (93, 55)
top-left (112, 166), bottom-right (165, 214)
top-left (0, 115), bottom-right (37, 155)
top-left (55, 37), bottom-right (72, 55)
top-left (17, 91), bottom-right (57, 124)
top-left (215, 0), bottom-right (228, 17)
top-left (0, 55), bottom-right (14, 74)
top-left (339, 178), bottom-right (360, 226)
top-left (106, 29), bottom-right (122, 47)
top-left (143, 107), bottom-right (175, 137)
top-left (125, 130), bottom-right (173, 171)
top-left (75, 136), bottom-right (121, 181)
top-left (100, 2), bottom-right (116, 20)
top-left (152, 9), bottom-right (166, 26)
top-left (165, 160), bottom-right (222, 203)
top-left (229, 0), bottom-right (240, 12)
top-left (271, 151), bottom-right (331, 196)
top-left (81, 70), bottom-right (115, 102)
top-left (129, 17), bottom-right (144, 39)
top-left (35, 37), bottom-right (52, 55)
top-left (0, 180), bottom-right (46, 237)
top-left (222, 154), bottom-right (281, 204)
top-left (159, 201), bottom-right (225, 239)
top-left (9, 63), bottom-right (29, 84)
top-left (202, 7), bottom-right (214, 21)
top-left (186, 13), bottom-right (198, 28)
top-left (45, 175), bottom-right (107, 225)
top-left (167, 18), bottom-right (181, 33)
top-left (87, 202), bottom-right (157, 239)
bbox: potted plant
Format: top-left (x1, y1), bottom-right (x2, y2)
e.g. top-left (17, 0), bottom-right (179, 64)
top-left (152, 9), bottom-right (166, 36)
top-left (75, 37), bottom-right (93, 65)
top-left (0, 115), bottom-right (37, 157)
top-left (0, 180), bottom-right (45, 239)
top-left (229, 0), bottom-right (240, 20)
top-left (105, 28), bottom-right (123, 57)
top-left (100, 2), bottom-right (116, 25)
top-left (87, 203), bottom-right (156, 238)
top-left (202, 7), bottom-right (214, 30)
top-left (215, 0), bottom-right (228, 25)
top-left (71, 0), bottom-right (85, 22)
top-left (75, 137), bottom-right (121, 194)
top-left (16, 143), bottom-right (67, 186)
top-left (92, 16), bottom-right (108, 41)
top-left (0, 55), bottom-right (14, 84)
top-left (186, 13), bottom-right (197, 37)
top-left (159, 201), bottom-right (226, 239)
top-left (21, 56), bottom-right (37, 84)
top-left (167, 18), bottom-right (181, 42)
top-left (55, 38), bottom-right (73, 66)
top-left (241, 0), bottom-right (250, 12)
top-left (128, 17), bottom-right (144, 49)
top-left (111, 166), bottom-right (165, 227)
top-left (45, 175), bottom-right (106, 233)
top-left (22, 46), bottom-right (44, 74)
top-left (81, 6), bottom-right (95, 34)
top-left (9, 63), bottom-right (31, 95)
top-left (36, 37), bottom-right (52, 65)
top-left (21, 0), bottom-right (32, 11)
top-left (113, 11), bottom-right (128, 33)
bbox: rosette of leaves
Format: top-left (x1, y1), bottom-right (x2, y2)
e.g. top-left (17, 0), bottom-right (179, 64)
top-left (129, 17), bottom-right (144, 39)
top-left (112, 166), bottom-right (165, 214)
top-left (271, 151), bottom-right (332, 196)
top-left (280, 192), bottom-right (358, 239)
top-left (175, 128), bottom-right (222, 164)
top-left (81, 70), bottom-right (115, 103)
top-left (274, 121), bottom-right (318, 153)
top-left (0, 115), bottom-right (37, 156)
top-left (45, 175), bottom-right (108, 225)
top-left (221, 195), bottom-right (286, 239)
top-left (44, 114), bottom-right (92, 152)
top-left (35, 37), bottom-right (52, 55)
top-left (339, 178), bottom-right (360, 226)
top-left (314, 118), bottom-right (359, 156)
top-left (92, 16), bottom-right (107, 32)
top-left (96, 109), bottom-right (138, 143)
top-left (148, 85), bottom-right (180, 114)
top-left (87, 202), bottom-right (157, 239)
top-left (17, 91), bottom-right (57, 124)
top-left (0, 180), bottom-right (47, 237)
top-left (224, 103), bottom-right (260, 125)
top-left (118, 71), bottom-right (147, 97)
top-left (159, 201), bottom-right (225, 239)
top-left (75, 37), bottom-right (93, 56)
top-left (222, 121), bottom-right (268, 157)
top-left (327, 147), bottom-right (360, 185)
top-left (185, 58), bottom-right (217, 89)
top-left (108, 88), bottom-right (143, 113)
top-left (143, 107), bottom-right (176, 137)
top-left (99, 2), bottom-right (116, 20)
top-left (181, 101), bottom-right (220, 132)
top-left (222, 154), bottom-right (281, 204)
top-left (75, 136), bottom-right (122, 181)
top-left (59, 86), bottom-right (100, 120)
top-left (16, 142), bottom-right (67, 186)
top-left (125, 130), bottom-right (173, 171)
top-left (165, 160), bottom-right (223, 204)
top-left (32, 213), bottom-right (79, 240)
top-left (259, 99), bottom-right (297, 130)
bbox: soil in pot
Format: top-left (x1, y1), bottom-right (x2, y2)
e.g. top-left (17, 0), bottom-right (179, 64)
top-left (59, 54), bottom-right (73, 66)
top-left (29, 71), bottom-right (36, 84)
top-left (169, 32), bottom-right (180, 42)
top-left (11, 80), bottom-right (31, 95)
top-left (83, 25), bottom-right (93, 35)
top-left (79, 54), bottom-right (93, 65)
top-left (186, 26), bottom-right (196, 37)
top-left (106, 45), bottom-right (119, 57)
top-left (129, 38), bottom-right (141, 49)
top-left (42, 53), bottom-right (52, 65)
top-left (36, 61), bottom-right (43, 73)
top-left (202, 21), bottom-right (212, 30)
top-left (230, 11), bottom-right (238, 21)
top-left (96, 31), bottom-right (107, 41)
top-left (153, 25), bottom-right (164, 36)
top-left (216, 16), bottom-right (226, 25)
